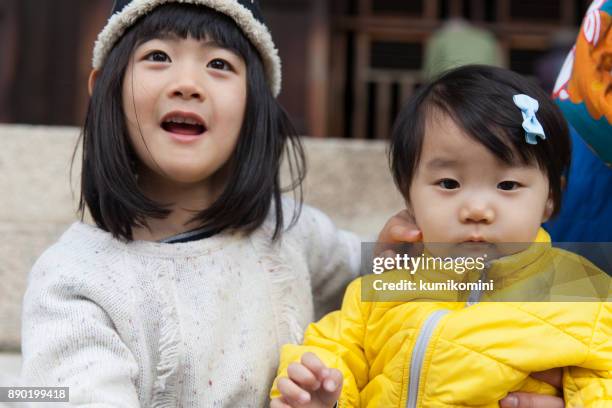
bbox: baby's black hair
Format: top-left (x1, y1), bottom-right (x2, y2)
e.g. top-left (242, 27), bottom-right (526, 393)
top-left (389, 64), bottom-right (571, 217)
top-left (76, 3), bottom-right (305, 241)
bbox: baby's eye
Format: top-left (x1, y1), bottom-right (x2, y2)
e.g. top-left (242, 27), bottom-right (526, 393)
top-left (207, 58), bottom-right (232, 71)
top-left (497, 181), bottom-right (521, 191)
top-left (438, 179), bottom-right (460, 189)
top-left (145, 51), bottom-right (170, 63)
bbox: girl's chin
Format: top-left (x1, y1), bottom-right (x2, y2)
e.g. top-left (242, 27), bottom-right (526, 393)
top-left (166, 172), bottom-right (215, 185)
top-left (147, 165), bottom-right (216, 185)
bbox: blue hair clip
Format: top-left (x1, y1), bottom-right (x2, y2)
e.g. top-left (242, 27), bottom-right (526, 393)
top-left (513, 94), bottom-right (546, 145)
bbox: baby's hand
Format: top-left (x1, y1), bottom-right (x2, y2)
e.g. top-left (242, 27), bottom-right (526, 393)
top-left (271, 352), bottom-right (343, 408)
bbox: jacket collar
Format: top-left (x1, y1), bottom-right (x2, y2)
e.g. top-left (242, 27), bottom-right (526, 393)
top-left (485, 228), bottom-right (551, 282)
top-left (418, 228), bottom-right (552, 284)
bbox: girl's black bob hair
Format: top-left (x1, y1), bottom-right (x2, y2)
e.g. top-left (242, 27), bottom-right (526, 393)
top-left (389, 64), bottom-right (571, 217)
top-left (76, 3), bottom-right (305, 241)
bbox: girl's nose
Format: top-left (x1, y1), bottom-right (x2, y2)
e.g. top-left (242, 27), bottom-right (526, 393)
top-left (172, 84), bottom-right (204, 100)
top-left (459, 202), bottom-right (495, 224)
top-left (171, 81), bottom-right (204, 101)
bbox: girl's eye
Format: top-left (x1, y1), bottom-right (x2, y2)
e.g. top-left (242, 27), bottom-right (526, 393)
top-left (498, 181), bottom-right (521, 191)
top-left (207, 59), bottom-right (232, 71)
top-left (438, 179), bottom-right (460, 189)
top-left (145, 51), bottom-right (170, 63)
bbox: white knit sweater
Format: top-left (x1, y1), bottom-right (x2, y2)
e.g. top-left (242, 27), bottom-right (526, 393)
top-left (21, 203), bottom-right (361, 407)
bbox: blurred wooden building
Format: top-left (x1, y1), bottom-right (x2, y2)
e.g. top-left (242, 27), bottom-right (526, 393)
top-left (0, 0), bottom-right (590, 138)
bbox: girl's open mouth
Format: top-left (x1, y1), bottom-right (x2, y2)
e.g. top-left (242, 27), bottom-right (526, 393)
top-left (161, 112), bottom-right (207, 136)
top-left (162, 120), bottom-right (206, 135)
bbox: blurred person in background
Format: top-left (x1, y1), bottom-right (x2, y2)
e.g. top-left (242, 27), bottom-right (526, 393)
top-left (423, 18), bottom-right (502, 80)
top-left (534, 29), bottom-right (577, 94)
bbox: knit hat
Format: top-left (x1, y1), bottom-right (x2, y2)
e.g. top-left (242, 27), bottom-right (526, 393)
top-left (92, 0), bottom-right (282, 96)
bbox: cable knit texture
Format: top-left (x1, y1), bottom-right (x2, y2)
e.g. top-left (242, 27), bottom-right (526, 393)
top-left (21, 201), bottom-right (360, 407)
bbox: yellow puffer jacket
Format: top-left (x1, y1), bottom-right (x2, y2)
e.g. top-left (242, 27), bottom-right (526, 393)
top-left (271, 230), bottom-right (612, 407)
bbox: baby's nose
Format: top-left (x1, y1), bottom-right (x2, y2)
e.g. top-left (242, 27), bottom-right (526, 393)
top-left (459, 203), bottom-right (495, 224)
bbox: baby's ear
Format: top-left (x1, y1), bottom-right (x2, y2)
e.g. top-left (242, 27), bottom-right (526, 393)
top-left (542, 194), bottom-right (555, 223)
top-left (88, 69), bottom-right (100, 96)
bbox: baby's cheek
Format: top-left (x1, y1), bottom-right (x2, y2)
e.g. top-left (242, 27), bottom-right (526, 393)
top-left (501, 223), bottom-right (535, 245)
top-left (410, 188), bottom-right (456, 240)
top-left (417, 210), bottom-right (452, 242)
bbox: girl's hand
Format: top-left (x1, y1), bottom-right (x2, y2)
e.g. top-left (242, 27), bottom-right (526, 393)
top-left (500, 368), bottom-right (564, 408)
top-left (271, 352), bottom-right (343, 408)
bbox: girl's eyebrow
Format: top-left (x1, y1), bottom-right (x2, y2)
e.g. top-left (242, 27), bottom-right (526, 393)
top-left (199, 41), bottom-right (242, 60)
top-left (199, 39), bottom-right (223, 48)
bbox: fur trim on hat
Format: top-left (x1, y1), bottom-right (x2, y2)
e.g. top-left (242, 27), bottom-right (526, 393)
top-left (92, 0), bottom-right (282, 96)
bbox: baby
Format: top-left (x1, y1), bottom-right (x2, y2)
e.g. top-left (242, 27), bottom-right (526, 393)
top-left (270, 65), bottom-right (611, 407)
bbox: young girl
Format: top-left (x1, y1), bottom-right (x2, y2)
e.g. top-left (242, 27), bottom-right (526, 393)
top-left (271, 65), bottom-right (612, 407)
top-left (20, 1), bottom-right (367, 406)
